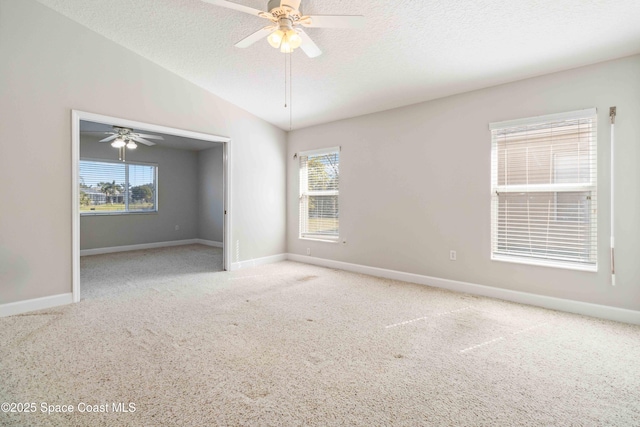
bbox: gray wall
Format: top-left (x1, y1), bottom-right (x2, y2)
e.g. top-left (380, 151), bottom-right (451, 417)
top-left (287, 55), bottom-right (640, 311)
top-left (80, 137), bottom-right (200, 249)
top-left (198, 145), bottom-right (224, 243)
top-left (0, 0), bottom-right (286, 304)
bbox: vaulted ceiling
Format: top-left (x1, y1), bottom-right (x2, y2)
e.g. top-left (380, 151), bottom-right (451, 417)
top-left (36, 0), bottom-right (640, 130)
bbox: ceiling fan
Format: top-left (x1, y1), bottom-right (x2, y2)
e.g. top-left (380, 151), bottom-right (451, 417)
top-left (202, 0), bottom-right (365, 57)
top-left (94, 127), bottom-right (164, 150)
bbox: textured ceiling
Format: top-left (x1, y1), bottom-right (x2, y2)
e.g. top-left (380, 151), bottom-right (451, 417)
top-left (37, 0), bottom-right (640, 130)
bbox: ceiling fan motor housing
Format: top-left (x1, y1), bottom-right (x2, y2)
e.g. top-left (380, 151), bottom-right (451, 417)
top-left (268, 0), bottom-right (301, 18)
top-left (277, 16), bottom-right (293, 31)
top-left (113, 126), bottom-right (133, 135)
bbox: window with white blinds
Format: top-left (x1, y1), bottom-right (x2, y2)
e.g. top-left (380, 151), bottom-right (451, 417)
top-left (490, 109), bottom-right (597, 270)
top-left (299, 147), bottom-right (339, 240)
top-left (79, 159), bottom-right (157, 214)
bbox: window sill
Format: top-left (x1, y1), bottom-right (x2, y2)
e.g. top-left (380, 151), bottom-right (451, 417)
top-left (81, 211), bottom-right (158, 217)
top-left (492, 254), bottom-right (597, 272)
top-left (299, 237), bottom-right (339, 244)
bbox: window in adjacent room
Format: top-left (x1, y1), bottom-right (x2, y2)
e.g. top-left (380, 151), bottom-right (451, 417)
top-left (490, 109), bottom-right (597, 270)
top-left (79, 159), bottom-right (157, 214)
top-left (299, 147), bottom-right (340, 241)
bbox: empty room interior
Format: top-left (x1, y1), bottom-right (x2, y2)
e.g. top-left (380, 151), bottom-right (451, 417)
top-left (79, 119), bottom-right (225, 300)
top-left (1, 0), bottom-right (639, 425)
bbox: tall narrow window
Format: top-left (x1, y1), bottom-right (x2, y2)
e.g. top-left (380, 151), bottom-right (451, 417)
top-left (490, 109), bottom-right (597, 270)
top-left (299, 147), bottom-right (340, 240)
top-left (80, 159), bottom-right (157, 214)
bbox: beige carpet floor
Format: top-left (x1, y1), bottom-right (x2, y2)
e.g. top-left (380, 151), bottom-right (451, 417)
top-left (80, 244), bottom-right (223, 300)
top-left (1, 255), bottom-right (639, 426)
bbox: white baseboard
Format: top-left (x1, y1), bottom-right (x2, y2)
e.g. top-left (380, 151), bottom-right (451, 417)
top-left (287, 254), bottom-right (640, 325)
top-left (80, 239), bottom-right (200, 256)
top-left (231, 253), bottom-right (288, 271)
top-left (196, 239), bottom-right (223, 248)
top-left (8, 253), bottom-right (635, 324)
top-left (0, 251), bottom-right (279, 315)
top-left (0, 293), bottom-right (73, 318)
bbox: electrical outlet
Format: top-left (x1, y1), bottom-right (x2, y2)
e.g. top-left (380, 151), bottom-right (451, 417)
top-left (175, 225), bottom-right (180, 231)
top-left (450, 250), bottom-right (457, 261)
top-left (306, 248), bottom-right (311, 255)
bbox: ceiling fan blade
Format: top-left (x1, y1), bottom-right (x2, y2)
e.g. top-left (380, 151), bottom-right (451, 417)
top-left (297, 29), bottom-right (322, 58)
top-left (200, 0), bottom-right (267, 18)
top-left (98, 134), bottom-right (118, 142)
top-left (300, 15), bottom-right (365, 29)
top-left (235, 26), bottom-right (276, 48)
top-left (134, 133), bottom-right (164, 140)
top-left (131, 136), bottom-right (156, 146)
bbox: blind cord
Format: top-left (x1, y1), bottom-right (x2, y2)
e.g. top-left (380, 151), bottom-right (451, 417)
top-left (610, 106), bottom-right (616, 286)
top-left (289, 51), bottom-right (293, 131)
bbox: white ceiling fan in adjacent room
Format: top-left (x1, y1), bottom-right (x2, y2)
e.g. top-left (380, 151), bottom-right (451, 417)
top-left (95, 126), bottom-right (164, 150)
top-left (202, 0), bottom-right (365, 57)
top-left (82, 126), bottom-right (165, 161)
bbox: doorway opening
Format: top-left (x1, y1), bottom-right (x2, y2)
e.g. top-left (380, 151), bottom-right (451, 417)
top-left (72, 111), bottom-right (231, 302)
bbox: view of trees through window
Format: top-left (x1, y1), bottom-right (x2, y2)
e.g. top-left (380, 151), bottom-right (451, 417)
top-left (79, 160), bottom-right (157, 213)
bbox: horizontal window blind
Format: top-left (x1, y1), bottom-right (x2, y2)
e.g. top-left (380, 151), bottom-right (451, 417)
top-left (490, 110), bottom-right (597, 268)
top-left (80, 159), bottom-right (157, 214)
top-left (128, 163), bottom-right (156, 212)
top-left (299, 148), bottom-right (339, 240)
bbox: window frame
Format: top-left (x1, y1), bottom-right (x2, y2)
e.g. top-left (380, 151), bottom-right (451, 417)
top-left (79, 157), bottom-right (159, 216)
top-left (489, 109), bottom-right (598, 272)
top-left (298, 146), bottom-right (340, 242)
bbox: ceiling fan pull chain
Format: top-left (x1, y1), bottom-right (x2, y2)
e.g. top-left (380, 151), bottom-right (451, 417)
top-left (284, 52), bottom-right (288, 108)
top-left (290, 51), bottom-right (293, 131)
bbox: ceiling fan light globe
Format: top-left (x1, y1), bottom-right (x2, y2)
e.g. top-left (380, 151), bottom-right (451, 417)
top-left (267, 30), bottom-right (284, 48)
top-left (280, 41), bottom-right (292, 53)
top-left (288, 31), bottom-right (302, 49)
top-left (126, 141), bottom-right (137, 150)
top-left (280, 32), bottom-right (293, 53)
top-left (111, 138), bottom-right (126, 148)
